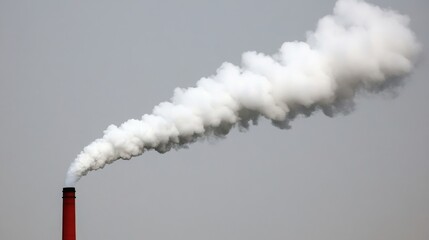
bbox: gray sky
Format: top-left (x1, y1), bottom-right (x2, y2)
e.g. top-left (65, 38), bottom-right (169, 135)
top-left (0, 0), bottom-right (428, 239)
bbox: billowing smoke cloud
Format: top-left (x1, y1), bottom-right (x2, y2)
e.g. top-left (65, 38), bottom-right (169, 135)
top-left (66, 0), bottom-right (420, 186)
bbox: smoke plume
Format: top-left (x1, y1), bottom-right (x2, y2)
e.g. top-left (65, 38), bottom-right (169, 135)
top-left (66, 0), bottom-right (420, 186)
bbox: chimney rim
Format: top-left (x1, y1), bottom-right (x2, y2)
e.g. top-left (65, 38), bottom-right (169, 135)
top-left (63, 187), bottom-right (75, 192)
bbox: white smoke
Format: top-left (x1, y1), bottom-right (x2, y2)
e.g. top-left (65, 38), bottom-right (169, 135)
top-left (65, 0), bottom-right (420, 186)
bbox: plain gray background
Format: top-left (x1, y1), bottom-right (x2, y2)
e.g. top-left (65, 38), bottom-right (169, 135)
top-left (0, 0), bottom-right (428, 239)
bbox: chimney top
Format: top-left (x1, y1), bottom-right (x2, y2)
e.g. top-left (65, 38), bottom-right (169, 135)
top-left (63, 187), bottom-right (75, 192)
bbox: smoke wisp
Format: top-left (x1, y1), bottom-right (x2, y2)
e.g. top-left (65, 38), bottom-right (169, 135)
top-left (66, 0), bottom-right (420, 186)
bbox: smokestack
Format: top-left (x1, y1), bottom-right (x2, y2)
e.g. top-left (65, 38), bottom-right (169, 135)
top-left (62, 187), bottom-right (76, 240)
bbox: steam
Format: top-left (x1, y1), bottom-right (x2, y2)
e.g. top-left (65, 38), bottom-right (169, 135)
top-left (66, 0), bottom-right (420, 186)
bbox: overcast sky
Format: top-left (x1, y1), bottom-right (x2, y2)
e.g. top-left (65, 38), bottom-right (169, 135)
top-left (0, 0), bottom-right (428, 239)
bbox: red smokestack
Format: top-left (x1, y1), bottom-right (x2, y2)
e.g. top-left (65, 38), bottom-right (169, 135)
top-left (62, 187), bottom-right (76, 240)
